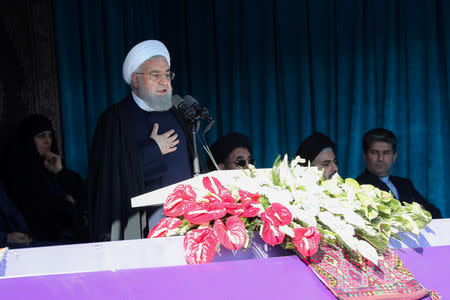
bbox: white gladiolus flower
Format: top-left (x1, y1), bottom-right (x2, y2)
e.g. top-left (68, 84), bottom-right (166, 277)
top-left (235, 176), bottom-right (265, 194)
top-left (357, 240), bottom-right (379, 265)
top-left (343, 210), bottom-right (368, 229)
top-left (318, 211), bottom-right (349, 233)
top-left (299, 196), bottom-right (320, 217)
top-left (291, 207), bottom-right (317, 227)
top-left (321, 198), bottom-right (346, 215)
top-left (338, 232), bottom-right (359, 252)
top-left (264, 188), bottom-right (293, 207)
top-left (322, 176), bottom-right (343, 196)
top-left (278, 155), bottom-right (297, 189)
top-left (291, 155), bottom-right (305, 168)
top-left (342, 185), bottom-right (358, 203)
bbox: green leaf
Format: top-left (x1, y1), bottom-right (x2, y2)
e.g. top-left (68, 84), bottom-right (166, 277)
top-left (367, 206), bottom-right (379, 220)
top-left (344, 178), bottom-right (361, 190)
top-left (377, 204), bottom-right (391, 216)
top-left (259, 195), bottom-right (271, 209)
top-left (356, 192), bottom-right (371, 206)
top-left (385, 198), bottom-right (402, 211)
top-left (355, 227), bottom-right (388, 252)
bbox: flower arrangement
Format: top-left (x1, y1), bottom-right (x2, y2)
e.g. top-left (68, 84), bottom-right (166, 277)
top-left (148, 155), bottom-right (431, 265)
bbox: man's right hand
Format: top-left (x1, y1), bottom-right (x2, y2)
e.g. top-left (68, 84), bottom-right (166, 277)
top-left (7, 232), bottom-right (32, 245)
top-left (150, 123), bottom-right (179, 155)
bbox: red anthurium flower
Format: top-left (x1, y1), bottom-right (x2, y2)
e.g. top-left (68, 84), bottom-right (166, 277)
top-left (164, 193), bottom-right (191, 217)
top-left (183, 228), bottom-right (219, 264)
top-left (184, 201), bottom-right (226, 224)
top-left (225, 203), bottom-right (246, 216)
top-left (147, 217), bottom-right (183, 238)
top-left (202, 176), bottom-right (233, 201)
top-left (293, 226), bottom-right (321, 257)
top-left (213, 216), bottom-right (247, 250)
top-left (163, 185), bottom-right (197, 217)
top-left (238, 190), bottom-right (260, 202)
top-left (177, 184), bottom-right (197, 199)
top-left (263, 203), bottom-right (292, 226)
top-left (221, 197), bottom-right (245, 216)
top-left (204, 195), bottom-right (221, 203)
top-left (205, 201), bottom-right (227, 220)
top-left (241, 199), bottom-right (263, 217)
top-left (260, 214), bottom-right (285, 246)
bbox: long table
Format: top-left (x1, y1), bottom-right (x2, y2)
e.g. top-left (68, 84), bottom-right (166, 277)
top-left (1, 219), bottom-right (449, 299)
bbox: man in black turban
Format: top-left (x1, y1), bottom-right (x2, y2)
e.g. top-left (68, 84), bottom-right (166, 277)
top-left (208, 132), bottom-right (254, 170)
top-left (295, 132), bottom-right (338, 180)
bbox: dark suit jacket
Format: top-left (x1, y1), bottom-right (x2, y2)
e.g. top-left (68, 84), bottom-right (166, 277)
top-left (356, 169), bottom-right (442, 218)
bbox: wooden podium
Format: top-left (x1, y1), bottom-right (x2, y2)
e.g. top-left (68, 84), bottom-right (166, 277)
top-left (131, 168), bottom-right (271, 208)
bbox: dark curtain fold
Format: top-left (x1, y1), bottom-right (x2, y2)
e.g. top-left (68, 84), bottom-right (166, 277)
top-left (53, 0), bottom-right (450, 218)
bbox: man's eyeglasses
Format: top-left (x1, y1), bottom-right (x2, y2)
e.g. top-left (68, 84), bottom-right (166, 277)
top-left (234, 158), bottom-right (256, 167)
top-left (135, 71), bottom-right (175, 82)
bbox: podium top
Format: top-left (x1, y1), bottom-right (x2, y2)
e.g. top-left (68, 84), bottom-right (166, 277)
top-left (131, 168), bottom-right (271, 208)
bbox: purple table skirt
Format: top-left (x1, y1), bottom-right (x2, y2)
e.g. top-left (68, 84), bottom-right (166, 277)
top-left (1, 246), bottom-right (449, 299)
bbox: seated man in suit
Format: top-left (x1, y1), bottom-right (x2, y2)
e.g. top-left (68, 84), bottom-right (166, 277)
top-left (356, 128), bottom-right (441, 218)
top-left (295, 132), bottom-right (338, 180)
top-left (207, 132), bottom-right (254, 170)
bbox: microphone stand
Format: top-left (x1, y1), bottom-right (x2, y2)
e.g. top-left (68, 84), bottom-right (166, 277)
top-left (191, 119), bottom-right (201, 177)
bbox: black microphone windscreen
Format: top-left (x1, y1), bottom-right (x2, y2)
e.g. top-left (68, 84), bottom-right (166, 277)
top-left (171, 94), bottom-right (184, 108)
top-left (183, 95), bottom-right (199, 106)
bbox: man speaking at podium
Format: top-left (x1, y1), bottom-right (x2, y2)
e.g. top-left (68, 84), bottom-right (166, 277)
top-left (88, 40), bottom-right (196, 241)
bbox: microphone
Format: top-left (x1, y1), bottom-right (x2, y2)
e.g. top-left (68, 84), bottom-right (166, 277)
top-left (172, 94), bottom-right (196, 122)
top-left (183, 95), bottom-right (212, 121)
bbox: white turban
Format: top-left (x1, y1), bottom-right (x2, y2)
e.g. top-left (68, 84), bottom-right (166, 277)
top-left (122, 40), bottom-right (171, 85)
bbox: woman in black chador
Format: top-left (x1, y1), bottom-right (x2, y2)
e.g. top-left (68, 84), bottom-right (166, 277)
top-left (3, 114), bottom-right (87, 243)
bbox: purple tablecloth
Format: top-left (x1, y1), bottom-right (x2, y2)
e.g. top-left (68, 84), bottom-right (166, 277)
top-left (1, 246), bottom-right (449, 299)
top-left (395, 246), bottom-right (450, 297)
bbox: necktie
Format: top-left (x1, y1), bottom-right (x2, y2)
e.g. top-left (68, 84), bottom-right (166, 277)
top-left (379, 176), bottom-right (399, 199)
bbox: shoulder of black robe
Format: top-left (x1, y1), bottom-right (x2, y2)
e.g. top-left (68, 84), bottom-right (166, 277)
top-left (87, 95), bottom-right (145, 241)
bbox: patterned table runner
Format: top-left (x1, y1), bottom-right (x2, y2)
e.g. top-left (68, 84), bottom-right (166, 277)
top-left (304, 245), bottom-right (440, 299)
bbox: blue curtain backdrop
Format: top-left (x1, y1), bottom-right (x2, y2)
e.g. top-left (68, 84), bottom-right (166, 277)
top-left (53, 0), bottom-right (450, 218)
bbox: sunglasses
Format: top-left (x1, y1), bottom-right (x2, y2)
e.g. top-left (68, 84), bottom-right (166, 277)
top-left (235, 158), bottom-right (256, 167)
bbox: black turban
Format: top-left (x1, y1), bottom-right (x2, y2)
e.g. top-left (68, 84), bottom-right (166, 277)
top-left (208, 132), bottom-right (252, 170)
top-left (295, 132), bottom-right (335, 166)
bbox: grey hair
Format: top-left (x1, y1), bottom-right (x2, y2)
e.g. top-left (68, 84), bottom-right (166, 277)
top-left (311, 147), bottom-right (333, 166)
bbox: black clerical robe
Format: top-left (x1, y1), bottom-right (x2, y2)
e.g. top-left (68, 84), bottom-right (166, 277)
top-left (87, 95), bottom-right (196, 241)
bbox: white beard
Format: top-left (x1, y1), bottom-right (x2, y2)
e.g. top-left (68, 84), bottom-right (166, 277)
top-left (137, 84), bottom-right (173, 112)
